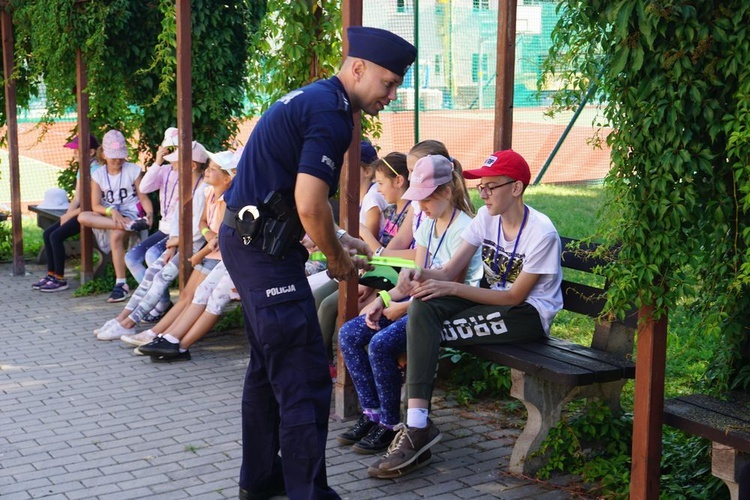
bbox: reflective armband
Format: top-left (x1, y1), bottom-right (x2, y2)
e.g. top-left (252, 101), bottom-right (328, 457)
top-left (377, 289), bottom-right (391, 308)
top-left (105, 207), bottom-right (113, 216)
top-left (201, 227), bottom-right (210, 237)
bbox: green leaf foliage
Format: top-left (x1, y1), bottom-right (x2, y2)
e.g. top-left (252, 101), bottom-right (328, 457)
top-left (544, 1), bottom-right (750, 396)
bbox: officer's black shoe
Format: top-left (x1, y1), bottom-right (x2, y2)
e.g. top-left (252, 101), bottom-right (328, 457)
top-left (138, 336), bottom-right (179, 357)
top-left (352, 423), bottom-right (397, 454)
top-left (336, 414), bottom-right (377, 445)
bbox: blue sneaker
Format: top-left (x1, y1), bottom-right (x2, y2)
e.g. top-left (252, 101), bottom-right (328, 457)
top-left (40, 277), bottom-right (69, 292)
top-left (32, 275), bottom-right (53, 290)
top-left (107, 283), bottom-right (130, 303)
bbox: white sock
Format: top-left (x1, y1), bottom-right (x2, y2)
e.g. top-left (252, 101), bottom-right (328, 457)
top-left (406, 408), bottom-right (429, 429)
top-left (115, 278), bottom-right (126, 286)
top-left (163, 334), bottom-right (180, 344)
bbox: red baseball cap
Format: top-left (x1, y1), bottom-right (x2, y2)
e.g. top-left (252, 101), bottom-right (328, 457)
top-left (463, 149), bottom-right (531, 185)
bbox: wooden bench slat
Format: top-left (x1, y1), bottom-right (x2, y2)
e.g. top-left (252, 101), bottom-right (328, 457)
top-left (462, 342), bottom-right (602, 386)
top-left (561, 280), bottom-right (606, 318)
top-left (543, 337), bottom-right (635, 378)
top-left (664, 394), bottom-right (750, 454)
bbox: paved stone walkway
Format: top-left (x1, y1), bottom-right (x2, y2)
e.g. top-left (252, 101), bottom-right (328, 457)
top-left (1, 263), bottom-right (584, 499)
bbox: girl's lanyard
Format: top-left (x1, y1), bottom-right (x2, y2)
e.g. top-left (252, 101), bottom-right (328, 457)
top-left (495, 205), bottom-right (529, 288)
top-left (410, 210), bottom-right (423, 249)
top-left (206, 190), bottom-right (218, 231)
top-left (378, 202), bottom-right (409, 244)
top-left (424, 208), bottom-right (457, 269)
top-left (106, 169), bottom-right (124, 210)
top-left (162, 170), bottom-right (179, 217)
top-left (192, 174), bottom-right (204, 197)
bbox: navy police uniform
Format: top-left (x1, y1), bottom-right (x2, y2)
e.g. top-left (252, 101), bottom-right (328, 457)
top-left (220, 26), bottom-right (416, 500)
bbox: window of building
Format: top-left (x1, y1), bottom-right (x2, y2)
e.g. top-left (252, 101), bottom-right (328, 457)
top-left (473, 0), bottom-right (490, 11)
top-left (471, 53), bottom-right (490, 83)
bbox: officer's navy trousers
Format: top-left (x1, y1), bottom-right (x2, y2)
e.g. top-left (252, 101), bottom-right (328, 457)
top-left (220, 225), bottom-right (339, 500)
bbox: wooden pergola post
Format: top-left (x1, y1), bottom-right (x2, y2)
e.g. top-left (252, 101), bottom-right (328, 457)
top-left (76, 49), bottom-right (94, 283)
top-left (175, 0), bottom-right (193, 289)
top-left (334, 0), bottom-right (363, 420)
top-left (1, 4), bottom-right (23, 276)
top-left (495, 0), bottom-right (517, 150)
top-left (630, 305), bottom-right (668, 499)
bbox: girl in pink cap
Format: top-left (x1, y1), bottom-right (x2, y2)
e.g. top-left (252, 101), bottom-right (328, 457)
top-left (78, 130), bottom-right (153, 302)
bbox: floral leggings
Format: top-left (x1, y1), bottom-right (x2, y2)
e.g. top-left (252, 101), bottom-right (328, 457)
top-left (125, 250), bottom-right (179, 324)
top-left (338, 314), bottom-right (407, 427)
top-left (192, 261), bottom-right (239, 316)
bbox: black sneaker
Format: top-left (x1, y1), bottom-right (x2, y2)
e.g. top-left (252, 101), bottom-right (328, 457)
top-left (352, 424), bottom-right (397, 455)
top-left (151, 349), bottom-right (191, 363)
top-left (128, 217), bottom-right (150, 232)
top-left (138, 336), bottom-right (179, 357)
top-left (336, 414), bottom-right (377, 445)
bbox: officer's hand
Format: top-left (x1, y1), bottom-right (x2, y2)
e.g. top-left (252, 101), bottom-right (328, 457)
top-left (326, 250), bottom-right (357, 282)
top-left (340, 233), bottom-right (373, 261)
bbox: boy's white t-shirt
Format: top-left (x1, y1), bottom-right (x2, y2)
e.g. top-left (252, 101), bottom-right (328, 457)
top-left (359, 183), bottom-right (387, 227)
top-left (415, 210), bottom-right (483, 287)
top-left (461, 205), bottom-right (563, 334)
top-left (91, 162), bottom-right (141, 212)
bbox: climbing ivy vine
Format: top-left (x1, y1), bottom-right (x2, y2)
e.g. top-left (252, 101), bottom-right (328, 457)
top-left (542, 1), bottom-right (750, 391)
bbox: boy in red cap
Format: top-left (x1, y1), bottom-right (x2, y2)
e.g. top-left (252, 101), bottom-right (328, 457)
top-left (368, 149), bottom-right (564, 478)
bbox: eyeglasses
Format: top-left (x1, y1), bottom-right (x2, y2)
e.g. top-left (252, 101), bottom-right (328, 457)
top-left (476, 180), bottom-right (517, 196)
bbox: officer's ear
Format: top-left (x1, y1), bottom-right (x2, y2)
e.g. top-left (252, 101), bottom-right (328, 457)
top-left (350, 58), bottom-right (366, 83)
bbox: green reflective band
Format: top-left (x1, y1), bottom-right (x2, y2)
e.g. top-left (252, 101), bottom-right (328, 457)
top-left (308, 251), bottom-right (417, 269)
top-left (377, 289), bottom-right (391, 308)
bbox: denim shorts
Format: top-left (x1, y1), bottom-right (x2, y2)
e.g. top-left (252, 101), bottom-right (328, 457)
top-left (195, 257), bottom-right (220, 275)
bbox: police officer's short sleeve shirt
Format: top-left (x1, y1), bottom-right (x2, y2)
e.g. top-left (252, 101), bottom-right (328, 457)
top-left (225, 77), bottom-right (354, 210)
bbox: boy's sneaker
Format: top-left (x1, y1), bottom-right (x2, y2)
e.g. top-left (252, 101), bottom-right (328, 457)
top-left (353, 424), bottom-right (398, 455)
top-left (336, 414), bottom-right (377, 445)
top-left (368, 449), bottom-right (433, 479)
top-left (32, 275), bottom-right (53, 290)
top-left (138, 336), bottom-right (179, 357)
top-left (120, 329), bottom-right (157, 347)
top-left (94, 319), bottom-right (118, 336)
top-left (39, 277), bottom-right (69, 292)
top-left (127, 218), bottom-right (150, 232)
top-left (367, 419), bottom-right (441, 475)
top-left (107, 283), bottom-right (130, 303)
top-left (96, 321), bottom-right (135, 341)
top-left (151, 349), bottom-right (191, 363)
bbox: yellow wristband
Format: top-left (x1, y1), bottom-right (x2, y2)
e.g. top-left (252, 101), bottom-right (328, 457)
top-left (201, 227), bottom-right (210, 237)
top-left (378, 290), bottom-right (391, 308)
top-left (105, 207), bottom-right (113, 216)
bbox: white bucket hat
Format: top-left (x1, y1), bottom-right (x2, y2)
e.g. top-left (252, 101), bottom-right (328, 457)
top-left (38, 188), bottom-right (70, 210)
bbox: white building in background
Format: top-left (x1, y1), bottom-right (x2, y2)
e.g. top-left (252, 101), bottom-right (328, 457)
top-left (363, 0), bottom-right (553, 110)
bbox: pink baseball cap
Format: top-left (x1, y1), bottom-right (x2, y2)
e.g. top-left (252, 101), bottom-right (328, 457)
top-left (463, 149), bottom-right (531, 185)
top-left (102, 130), bottom-right (128, 159)
top-left (402, 155), bottom-right (454, 201)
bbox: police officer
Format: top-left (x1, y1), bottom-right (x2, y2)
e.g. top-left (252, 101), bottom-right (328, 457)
top-left (219, 27), bottom-right (416, 500)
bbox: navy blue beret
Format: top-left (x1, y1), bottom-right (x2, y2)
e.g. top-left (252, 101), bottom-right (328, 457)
top-left (347, 26), bottom-right (417, 78)
top-left (360, 140), bottom-right (378, 164)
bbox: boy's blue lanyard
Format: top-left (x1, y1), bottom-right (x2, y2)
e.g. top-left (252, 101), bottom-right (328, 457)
top-left (192, 174), bottom-right (204, 197)
top-left (424, 208), bottom-right (457, 269)
top-left (410, 210), bottom-right (423, 249)
top-left (495, 205), bottom-right (529, 288)
top-left (378, 202), bottom-right (409, 244)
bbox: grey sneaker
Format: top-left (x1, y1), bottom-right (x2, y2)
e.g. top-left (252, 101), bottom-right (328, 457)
top-left (368, 419), bottom-right (441, 474)
top-left (368, 449), bottom-right (433, 479)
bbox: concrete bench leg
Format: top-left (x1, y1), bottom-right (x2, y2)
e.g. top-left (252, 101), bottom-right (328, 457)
top-left (509, 368), bottom-right (573, 475)
top-left (712, 443), bottom-right (750, 500)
